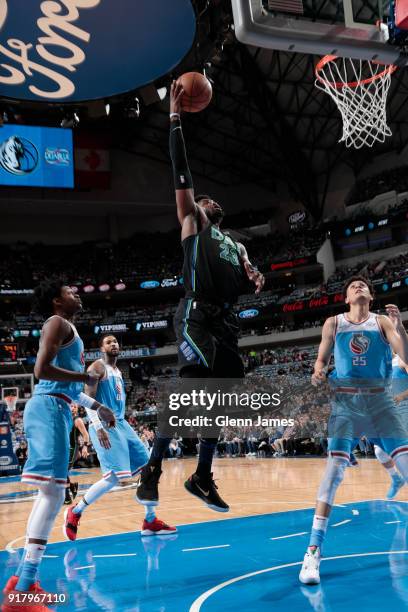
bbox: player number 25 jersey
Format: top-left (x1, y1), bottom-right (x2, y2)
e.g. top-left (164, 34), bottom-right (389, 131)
top-left (331, 312), bottom-right (392, 381)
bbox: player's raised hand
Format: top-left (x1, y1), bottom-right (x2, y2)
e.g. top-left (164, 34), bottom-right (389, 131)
top-left (244, 261), bottom-right (265, 294)
top-left (170, 79), bottom-right (184, 116)
top-left (97, 405), bottom-right (116, 429)
top-left (385, 304), bottom-right (403, 329)
top-left (97, 428), bottom-right (111, 450)
top-left (311, 368), bottom-right (326, 386)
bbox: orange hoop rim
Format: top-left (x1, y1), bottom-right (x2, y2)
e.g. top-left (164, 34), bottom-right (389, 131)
top-left (315, 54), bottom-right (397, 89)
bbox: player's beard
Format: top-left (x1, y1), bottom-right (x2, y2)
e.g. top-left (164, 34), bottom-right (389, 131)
top-left (206, 208), bottom-right (224, 225)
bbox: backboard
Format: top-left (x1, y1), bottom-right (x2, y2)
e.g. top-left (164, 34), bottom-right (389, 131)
top-left (231, 0), bottom-right (404, 63)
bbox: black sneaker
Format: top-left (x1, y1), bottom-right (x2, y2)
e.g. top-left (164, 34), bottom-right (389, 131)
top-left (70, 481), bottom-right (79, 501)
top-left (136, 465), bottom-right (162, 506)
top-left (64, 486), bottom-right (73, 505)
top-left (184, 472), bottom-right (229, 512)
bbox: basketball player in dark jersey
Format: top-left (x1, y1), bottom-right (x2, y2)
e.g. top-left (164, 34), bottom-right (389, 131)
top-left (64, 403), bottom-right (90, 505)
top-left (137, 80), bottom-right (264, 512)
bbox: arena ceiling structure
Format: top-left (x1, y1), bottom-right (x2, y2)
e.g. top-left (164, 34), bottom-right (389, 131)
top-left (2, 0), bottom-right (408, 221)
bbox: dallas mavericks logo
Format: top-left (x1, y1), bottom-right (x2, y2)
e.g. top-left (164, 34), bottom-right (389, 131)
top-left (349, 333), bottom-right (370, 355)
top-left (0, 136), bottom-right (39, 175)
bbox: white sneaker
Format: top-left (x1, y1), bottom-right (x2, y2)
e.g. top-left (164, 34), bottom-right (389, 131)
top-left (299, 548), bottom-right (321, 584)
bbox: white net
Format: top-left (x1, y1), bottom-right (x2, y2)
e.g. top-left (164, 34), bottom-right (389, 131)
top-left (315, 55), bottom-right (396, 150)
top-left (4, 396), bottom-right (17, 412)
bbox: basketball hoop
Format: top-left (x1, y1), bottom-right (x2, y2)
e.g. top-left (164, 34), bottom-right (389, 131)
top-left (4, 395), bottom-right (17, 412)
top-left (315, 55), bottom-right (397, 149)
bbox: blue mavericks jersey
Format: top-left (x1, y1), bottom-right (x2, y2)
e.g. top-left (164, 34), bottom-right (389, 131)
top-left (95, 362), bottom-right (126, 420)
top-left (331, 312), bottom-right (392, 381)
top-left (392, 355), bottom-right (408, 407)
top-left (34, 317), bottom-right (85, 401)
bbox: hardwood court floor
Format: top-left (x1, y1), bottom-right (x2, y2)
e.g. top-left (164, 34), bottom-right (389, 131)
top-left (1, 456), bottom-right (407, 550)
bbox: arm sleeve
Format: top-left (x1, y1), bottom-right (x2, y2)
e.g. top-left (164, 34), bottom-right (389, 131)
top-left (169, 119), bottom-right (193, 190)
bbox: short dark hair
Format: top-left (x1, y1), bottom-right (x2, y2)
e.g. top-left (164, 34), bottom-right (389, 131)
top-left (195, 194), bottom-right (211, 204)
top-left (32, 278), bottom-right (64, 318)
top-left (342, 275), bottom-right (374, 301)
top-left (99, 334), bottom-right (118, 348)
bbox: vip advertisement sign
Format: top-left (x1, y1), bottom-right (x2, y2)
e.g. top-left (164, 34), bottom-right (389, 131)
top-left (0, 0), bottom-right (196, 102)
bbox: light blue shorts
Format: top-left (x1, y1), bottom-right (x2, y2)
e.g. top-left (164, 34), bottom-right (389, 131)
top-left (22, 394), bottom-right (73, 488)
top-left (328, 390), bottom-right (408, 460)
top-left (90, 418), bottom-right (149, 480)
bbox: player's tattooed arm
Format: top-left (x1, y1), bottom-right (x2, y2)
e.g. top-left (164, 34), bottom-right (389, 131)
top-left (84, 359), bottom-right (105, 398)
top-left (312, 317), bottom-right (335, 386)
top-left (78, 359), bottom-right (115, 439)
top-left (238, 243), bottom-right (265, 295)
top-left (379, 305), bottom-right (408, 364)
top-left (34, 316), bottom-right (90, 383)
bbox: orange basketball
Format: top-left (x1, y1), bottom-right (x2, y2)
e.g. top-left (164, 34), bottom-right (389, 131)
top-left (178, 72), bottom-right (212, 113)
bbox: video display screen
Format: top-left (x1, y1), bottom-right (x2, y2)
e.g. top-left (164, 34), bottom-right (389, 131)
top-left (0, 124), bottom-right (74, 188)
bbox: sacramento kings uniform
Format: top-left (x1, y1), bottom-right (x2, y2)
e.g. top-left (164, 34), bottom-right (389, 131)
top-left (392, 356), bottom-right (408, 412)
top-left (89, 361), bottom-right (148, 480)
top-left (174, 224), bottom-right (246, 376)
top-left (328, 313), bottom-right (408, 458)
top-left (22, 317), bottom-right (84, 488)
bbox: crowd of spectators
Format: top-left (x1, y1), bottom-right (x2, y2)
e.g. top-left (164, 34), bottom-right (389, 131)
top-left (346, 166), bottom-right (408, 206)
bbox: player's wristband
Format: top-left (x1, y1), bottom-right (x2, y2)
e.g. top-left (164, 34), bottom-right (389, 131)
top-left (170, 112), bottom-right (180, 119)
top-left (85, 407), bottom-right (103, 431)
top-left (78, 392), bottom-right (97, 410)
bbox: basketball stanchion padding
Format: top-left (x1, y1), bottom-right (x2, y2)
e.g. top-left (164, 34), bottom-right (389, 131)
top-left (315, 55), bottom-right (397, 149)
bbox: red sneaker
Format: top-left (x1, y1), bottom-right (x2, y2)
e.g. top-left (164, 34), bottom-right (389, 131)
top-left (63, 505), bottom-right (81, 541)
top-left (3, 578), bottom-right (48, 595)
top-left (3, 576), bottom-right (18, 594)
top-left (1, 583), bottom-right (52, 611)
top-left (141, 517), bottom-right (177, 536)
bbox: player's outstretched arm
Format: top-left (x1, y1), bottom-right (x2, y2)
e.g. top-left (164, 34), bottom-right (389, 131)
top-left (169, 80), bottom-right (208, 240)
top-left (380, 305), bottom-right (408, 364)
top-left (34, 316), bottom-right (90, 384)
top-left (312, 317), bottom-right (335, 386)
top-left (238, 243), bottom-right (265, 294)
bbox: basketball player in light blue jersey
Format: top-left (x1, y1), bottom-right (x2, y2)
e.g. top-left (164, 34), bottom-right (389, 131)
top-left (372, 353), bottom-right (408, 498)
top-left (64, 335), bottom-right (176, 540)
top-left (2, 280), bottom-right (115, 612)
top-left (300, 275), bottom-right (408, 585)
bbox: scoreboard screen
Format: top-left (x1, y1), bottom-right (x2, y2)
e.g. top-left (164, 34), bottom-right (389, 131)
top-left (0, 343), bottom-right (18, 363)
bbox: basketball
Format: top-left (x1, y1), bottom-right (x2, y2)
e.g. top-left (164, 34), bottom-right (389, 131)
top-left (178, 72), bottom-right (212, 113)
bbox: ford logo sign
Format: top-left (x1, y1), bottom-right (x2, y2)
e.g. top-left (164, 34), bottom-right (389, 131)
top-left (239, 309), bottom-right (259, 319)
top-left (140, 280), bottom-right (160, 289)
top-left (288, 210), bottom-right (306, 225)
top-left (0, 0), bottom-right (196, 102)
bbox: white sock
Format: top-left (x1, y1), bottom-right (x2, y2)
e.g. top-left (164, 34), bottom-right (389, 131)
top-left (394, 453), bottom-right (408, 482)
top-left (144, 506), bottom-right (156, 523)
top-left (375, 445), bottom-right (400, 476)
top-left (73, 473), bottom-right (118, 515)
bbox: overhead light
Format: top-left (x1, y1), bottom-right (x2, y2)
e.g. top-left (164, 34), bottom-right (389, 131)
top-left (105, 102), bottom-right (110, 115)
top-left (157, 87), bottom-right (167, 101)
